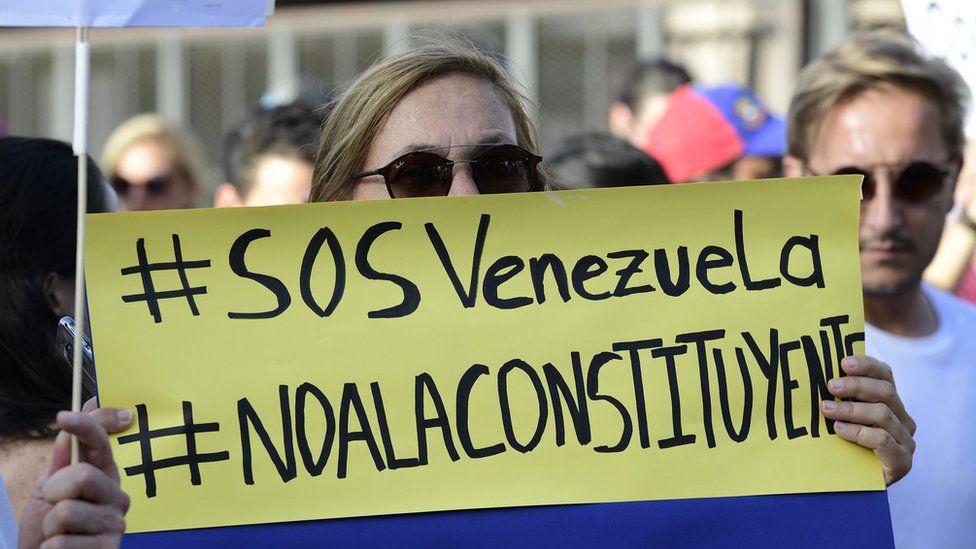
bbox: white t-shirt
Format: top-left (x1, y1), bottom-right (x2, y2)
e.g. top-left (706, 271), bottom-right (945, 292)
top-left (0, 476), bottom-right (17, 549)
top-left (866, 284), bottom-right (976, 549)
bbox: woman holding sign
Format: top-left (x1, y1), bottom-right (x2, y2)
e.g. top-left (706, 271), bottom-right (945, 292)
top-left (42, 34), bottom-right (915, 547)
top-left (308, 35), bottom-right (915, 486)
top-left (0, 137), bottom-right (131, 548)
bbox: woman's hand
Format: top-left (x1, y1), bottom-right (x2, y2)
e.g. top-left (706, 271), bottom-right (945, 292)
top-left (819, 355), bottom-right (916, 486)
top-left (81, 398), bottom-right (132, 436)
top-left (18, 410), bottom-right (131, 548)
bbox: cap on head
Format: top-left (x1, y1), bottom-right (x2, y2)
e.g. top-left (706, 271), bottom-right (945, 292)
top-left (644, 84), bottom-right (785, 182)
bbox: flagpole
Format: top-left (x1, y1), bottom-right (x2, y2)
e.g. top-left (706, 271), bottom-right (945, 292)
top-left (70, 25), bottom-right (91, 464)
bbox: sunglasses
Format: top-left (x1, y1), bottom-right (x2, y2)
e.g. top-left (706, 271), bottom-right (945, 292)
top-left (813, 161), bottom-right (952, 203)
top-left (352, 144), bottom-right (542, 198)
top-left (110, 173), bottom-right (173, 197)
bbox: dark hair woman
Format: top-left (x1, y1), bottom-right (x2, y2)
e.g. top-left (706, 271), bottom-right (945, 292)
top-left (0, 136), bottom-right (115, 520)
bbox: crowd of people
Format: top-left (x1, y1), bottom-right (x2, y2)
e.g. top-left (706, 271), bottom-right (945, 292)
top-left (0, 26), bottom-right (974, 549)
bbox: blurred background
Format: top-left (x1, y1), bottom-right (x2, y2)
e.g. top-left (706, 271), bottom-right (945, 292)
top-left (0, 0), bottom-right (906, 195)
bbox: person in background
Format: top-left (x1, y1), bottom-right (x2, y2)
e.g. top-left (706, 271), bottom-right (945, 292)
top-left (782, 30), bottom-right (976, 549)
top-left (0, 137), bottom-right (114, 519)
top-left (100, 114), bottom-right (204, 212)
top-left (215, 101), bottom-right (329, 207)
top-left (645, 83), bottom-right (786, 183)
top-left (608, 58), bottom-right (692, 150)
top-left (924, 140), bottom-right (976, 305)
top-left (0, 137), bottom-right (131, 548)
top-left (547, 132), bottom-right (669, 190)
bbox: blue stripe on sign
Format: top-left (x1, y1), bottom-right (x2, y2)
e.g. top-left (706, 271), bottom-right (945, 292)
top-left (123, 491), bottom-right (892, 548)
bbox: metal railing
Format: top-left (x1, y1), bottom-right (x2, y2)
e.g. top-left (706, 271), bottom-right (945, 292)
top-left (0, 0), bottom-right (905, 194)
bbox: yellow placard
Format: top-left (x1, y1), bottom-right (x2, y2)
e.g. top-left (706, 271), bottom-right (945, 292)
top-left (85, 176), bottom-right (880, 533)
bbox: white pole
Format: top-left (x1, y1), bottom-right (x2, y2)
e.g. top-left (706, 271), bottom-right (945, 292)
top-left (637, 2), bottom-right (665, 58)
top-left (268, 30), bottom-right (298, 104)
top-left (156, 31), bottom-right (185, 125)
top-left (70, 25), bottom-right (91, 464)
top-left (505, 11), bottom-right (538, 124)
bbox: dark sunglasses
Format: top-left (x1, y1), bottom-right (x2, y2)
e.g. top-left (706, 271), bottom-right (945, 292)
top-left (110, 173), bottom-right (173, 197)
top-left (352, 144), bottom-right (542, 198)
top-left (813, 161), bottom-right (952, 203)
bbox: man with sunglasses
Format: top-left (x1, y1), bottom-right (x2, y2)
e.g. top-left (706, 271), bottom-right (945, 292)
top-left (783, 31), bottom-right (976, 549)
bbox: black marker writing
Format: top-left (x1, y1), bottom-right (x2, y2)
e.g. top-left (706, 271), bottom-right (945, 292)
top-left (118, 402), bottom-right (230, 498)
top-left (120, 235), bottom-right (211, 323)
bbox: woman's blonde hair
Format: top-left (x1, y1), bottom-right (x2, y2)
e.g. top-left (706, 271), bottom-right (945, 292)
top-left (310, 34), bottom-right (545, 202)
top-left (100, 113), bottom-right (205, 188)
top-left (788, 30), bottom-right (969, 161)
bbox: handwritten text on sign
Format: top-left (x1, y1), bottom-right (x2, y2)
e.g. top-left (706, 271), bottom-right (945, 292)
top-left (85, 177), bottom-right (881, 533)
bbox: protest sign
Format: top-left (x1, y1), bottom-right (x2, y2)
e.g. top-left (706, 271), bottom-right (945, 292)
top-left (0, 0), bottom-right (266, 27)
top-left (84, 176), bottom-right (882, 534)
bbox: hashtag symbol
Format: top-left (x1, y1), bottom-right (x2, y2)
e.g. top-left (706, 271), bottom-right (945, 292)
top-left (118, 402), bottom-right (231, 498)
top-left (120, 235), bottom-right (211, 323)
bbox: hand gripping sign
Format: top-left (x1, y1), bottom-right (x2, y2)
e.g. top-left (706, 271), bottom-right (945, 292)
top-left (84, 177), bottom-right (884, 534)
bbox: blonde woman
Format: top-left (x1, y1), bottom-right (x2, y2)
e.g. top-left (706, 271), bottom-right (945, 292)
top-left (101, 114), bottom-right (204, 211)
top-left (311, 36), bottom-right (545, 202)
top-left (62, 35), bottom-right (914, 546)
top-left (310, 34), bottom-right (913, 486)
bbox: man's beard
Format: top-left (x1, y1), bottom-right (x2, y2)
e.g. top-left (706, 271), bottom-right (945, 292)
top-left (862, 271), bottom-right (923, 298)
top-left (859, 228), bottom-right (923, 298)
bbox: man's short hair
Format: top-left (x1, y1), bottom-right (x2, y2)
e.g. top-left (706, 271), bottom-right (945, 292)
top-left (223, 101), bottom-right (329, 193)
top-left (548, 132), bottom-right (670, 189)
top-left (615, 58), bottom-right (693, 112)
top-left (787, 30), bottom-right (969, 161)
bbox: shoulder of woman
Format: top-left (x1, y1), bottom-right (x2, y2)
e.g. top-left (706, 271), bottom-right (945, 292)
top-left (0, 438), bottom-right (53, 521)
